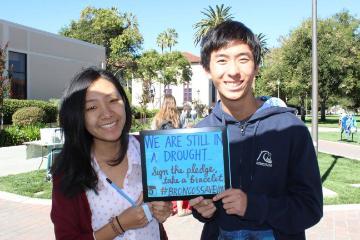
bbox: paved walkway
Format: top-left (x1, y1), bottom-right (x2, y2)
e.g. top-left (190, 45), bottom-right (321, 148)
top-left (319, 140), bottom-right (360, 161)
top-left (0, 191), bottom-right (359, 240)
top-left (0, 133), bottom-right (359, 240)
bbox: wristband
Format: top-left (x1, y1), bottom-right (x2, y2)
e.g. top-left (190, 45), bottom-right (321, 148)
top-left (142, 203), bottom-right (153, 222)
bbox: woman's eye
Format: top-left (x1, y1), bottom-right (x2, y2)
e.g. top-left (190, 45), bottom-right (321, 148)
top-left (86, 106), bottom-right (97, 111)
top-left (110, 98), bottom-right (119, 103)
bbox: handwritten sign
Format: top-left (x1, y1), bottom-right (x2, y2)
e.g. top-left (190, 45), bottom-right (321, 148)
top-left (140, 127), bottom-right (229, 201)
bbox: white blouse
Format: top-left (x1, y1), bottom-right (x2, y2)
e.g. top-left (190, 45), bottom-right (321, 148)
top-left (86, 135), bottom-right (160, 240)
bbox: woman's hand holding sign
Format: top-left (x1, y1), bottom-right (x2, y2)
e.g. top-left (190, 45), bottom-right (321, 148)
top-left (213, 188), bottom-right (248, 217)
top-left (189, 196), bottom-right (217, 218)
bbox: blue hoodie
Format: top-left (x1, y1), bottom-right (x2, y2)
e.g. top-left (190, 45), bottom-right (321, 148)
top-left (194, 100), bottom-right (323, 239)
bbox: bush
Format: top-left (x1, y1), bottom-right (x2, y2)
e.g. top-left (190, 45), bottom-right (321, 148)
top-left (0, 124), bottom-right (42, 147)
top-left (131, 106), bottom-right (158, 119)
top-left (131, 118), bottom-right (151, 132)
top-left (2, 99), bottom-right (58, 124)
top-left (12, 107), bottom-right (45, 127)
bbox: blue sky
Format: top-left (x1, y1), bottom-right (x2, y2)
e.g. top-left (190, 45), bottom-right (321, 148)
top-left (1, 0), bottom-right (359, 56)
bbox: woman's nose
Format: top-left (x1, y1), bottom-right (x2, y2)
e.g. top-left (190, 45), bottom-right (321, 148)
top-left (100, 104), bottom-right (112, 118)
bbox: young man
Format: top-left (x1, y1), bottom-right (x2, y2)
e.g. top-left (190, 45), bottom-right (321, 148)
top-left (190, 21), bottom-right (323, 240)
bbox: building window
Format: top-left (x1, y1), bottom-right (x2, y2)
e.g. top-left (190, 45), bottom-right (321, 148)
top-left (9, 51), bottom-right (27, 99)
top-left (183, 83), bottom-right (192, 102)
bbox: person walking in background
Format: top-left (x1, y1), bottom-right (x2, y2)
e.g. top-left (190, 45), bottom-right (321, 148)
top-left (152, 94), bottom-right (181, 130)
top-left (152, 94), bottom-right (192, 217)
top-left (190, 20), bottom-right (323, 240)
top-left (51, 67), bottom-right (172, 240)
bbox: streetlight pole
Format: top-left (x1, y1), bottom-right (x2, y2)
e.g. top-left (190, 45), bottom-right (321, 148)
top-left (277, 80), bottom-right (280, 99)
top-left (311, 0), bottom-right (319, 155)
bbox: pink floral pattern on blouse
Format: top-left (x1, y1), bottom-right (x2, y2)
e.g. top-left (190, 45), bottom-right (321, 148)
top-left (86, 135), bottom-right (160, 239)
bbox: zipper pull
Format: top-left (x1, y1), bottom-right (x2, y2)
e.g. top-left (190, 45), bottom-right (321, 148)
top-left (240, 124), bottom-right (246, 135)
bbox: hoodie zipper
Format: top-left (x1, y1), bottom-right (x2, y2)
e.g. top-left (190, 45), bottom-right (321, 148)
top-left (240, 123), bottom-right (247, 135)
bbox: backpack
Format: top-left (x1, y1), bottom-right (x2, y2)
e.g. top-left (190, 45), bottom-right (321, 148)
top-left (160, 120), bottom-right (175, 130)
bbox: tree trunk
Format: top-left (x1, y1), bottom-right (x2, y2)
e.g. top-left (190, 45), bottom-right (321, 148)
top-left (320, 100), bottom-right (326, 121)
top-left (300, 97), bottom-right (306, 122)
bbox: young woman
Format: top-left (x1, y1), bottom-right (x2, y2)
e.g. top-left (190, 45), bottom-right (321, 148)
top-left (152, 94), bottom-right (181, 130)
top-left (51, 67), bottom-right (172, 240)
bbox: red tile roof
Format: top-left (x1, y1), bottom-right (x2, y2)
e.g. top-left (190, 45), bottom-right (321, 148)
top-left (182, 52), bottom-right (200, 63)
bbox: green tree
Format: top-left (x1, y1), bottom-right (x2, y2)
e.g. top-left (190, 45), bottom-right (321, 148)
top-left (193, 5), bottom-right (269, 64)
top-left (157, 28), bottom-right (178, 53)
top-left (0, 42), bottom-right (11, 130)
top-left (134, 51), bottom-right (192, 111)
top-left (256, 33), bottom-right (270, 65)
top-left (257, 10), bottom-right (360, 120)
top-left (193, 4), bottom-right (233, 46)
top-left (60, 7), bottom-right (143, 76)
top-left (165, 28), bottom-right (178, 52)
top-left (156, 32), bottom-right (167, 54)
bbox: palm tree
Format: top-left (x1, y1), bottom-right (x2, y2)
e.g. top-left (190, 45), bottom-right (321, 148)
top-left (165, 28), bottom-right (178, 52)
top-left (156, 32), bottom-right (167, 54)
top-left (256, 33), bottom-right (270, 65)
top-left (193, 4), bottom-right (233, 46)
top-left (157, 28), bottom-right (178, 53)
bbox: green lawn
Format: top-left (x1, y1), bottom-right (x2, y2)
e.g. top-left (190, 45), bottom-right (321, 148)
top-left (305, 115), bottom-right (340, 128)
top-left (305, 115), bottom-right (359, 129)
top-left (0, 153), bottom-right (359, 205)
top-left (318, 132), bottom-right (360, 145)
top-left (318, 152), bottom-right (360, 205)
top-left (0, 170), bottom-right (51, 199)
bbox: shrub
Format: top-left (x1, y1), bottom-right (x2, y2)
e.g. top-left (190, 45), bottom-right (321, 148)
top-left (131, 118), bottom-right (151, 132)
top-left (2, 99), bottom-right (58, 124)
top-left (12, 107), bottom-right (45, 127)
top-left (131, 106), bottom-right (158, 119)
top-left (0, 124), bottom-right (42, 147)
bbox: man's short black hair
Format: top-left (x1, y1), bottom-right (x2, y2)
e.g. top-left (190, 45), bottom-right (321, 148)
top-left (200, 20), bottom-right (261, 71)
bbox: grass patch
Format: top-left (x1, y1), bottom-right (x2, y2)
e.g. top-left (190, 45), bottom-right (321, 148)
top-left (318, 132), bottom-right (360, 145)
top-left (0, 153), bottom-right (359, 205)
top-left (0, 170), bottom-right (51, 199)
top-left (305, 115), bottom-right (360, 129)
top-left (304, 115), bottom-right (340, 128)
top-left (318, 152), bottom-right (360, 205)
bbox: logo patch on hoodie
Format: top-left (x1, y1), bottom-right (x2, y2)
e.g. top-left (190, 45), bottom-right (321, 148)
top-left (256, 150), bottom-right (272, 167)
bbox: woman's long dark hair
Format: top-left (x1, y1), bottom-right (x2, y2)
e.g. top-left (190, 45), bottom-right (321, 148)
top-left (51, 67), bottom-right (132, 197)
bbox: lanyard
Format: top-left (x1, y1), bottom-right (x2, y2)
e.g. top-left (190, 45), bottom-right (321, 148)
top-left (106, 178), bottom-right (136, 207)
top-left (105, 177), bottom-right (153, 222)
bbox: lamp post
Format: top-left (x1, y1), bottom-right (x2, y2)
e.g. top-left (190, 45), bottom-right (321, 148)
top-left (197, 89), bottom-right (200, 101)
top-left (276, 80), bottom-right (280, 99)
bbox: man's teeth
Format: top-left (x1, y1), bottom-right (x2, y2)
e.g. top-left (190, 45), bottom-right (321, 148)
top-left (225, 82), bottom-right (241, 87)
top-left (101, 122), bottom-right (116, 128)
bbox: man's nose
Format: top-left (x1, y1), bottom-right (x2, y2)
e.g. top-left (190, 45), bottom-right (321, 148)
top-left (227, 61), bottom-right (241, 77)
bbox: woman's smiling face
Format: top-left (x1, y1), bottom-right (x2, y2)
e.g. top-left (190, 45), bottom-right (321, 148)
top-left (84, 77), bottom-right (126, 144)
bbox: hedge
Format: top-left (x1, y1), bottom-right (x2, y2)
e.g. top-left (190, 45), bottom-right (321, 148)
top-left (12, 107), bottom-right (45, 127)
top-left (0, 124), bottom-right (42, 147)
top-left (1, 99), bottom-right (58, 124)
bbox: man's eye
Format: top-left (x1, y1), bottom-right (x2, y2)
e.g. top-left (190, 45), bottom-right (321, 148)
top-left (239, 58), bottom-right (250, 63)
top-left (216, 59), bottom-right (227, 63)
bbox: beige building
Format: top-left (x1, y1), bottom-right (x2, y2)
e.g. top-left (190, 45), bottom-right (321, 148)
top-left (0, 19), bottom-right (105, 100)
top-left (131, 52), bottom-right (216, 109)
